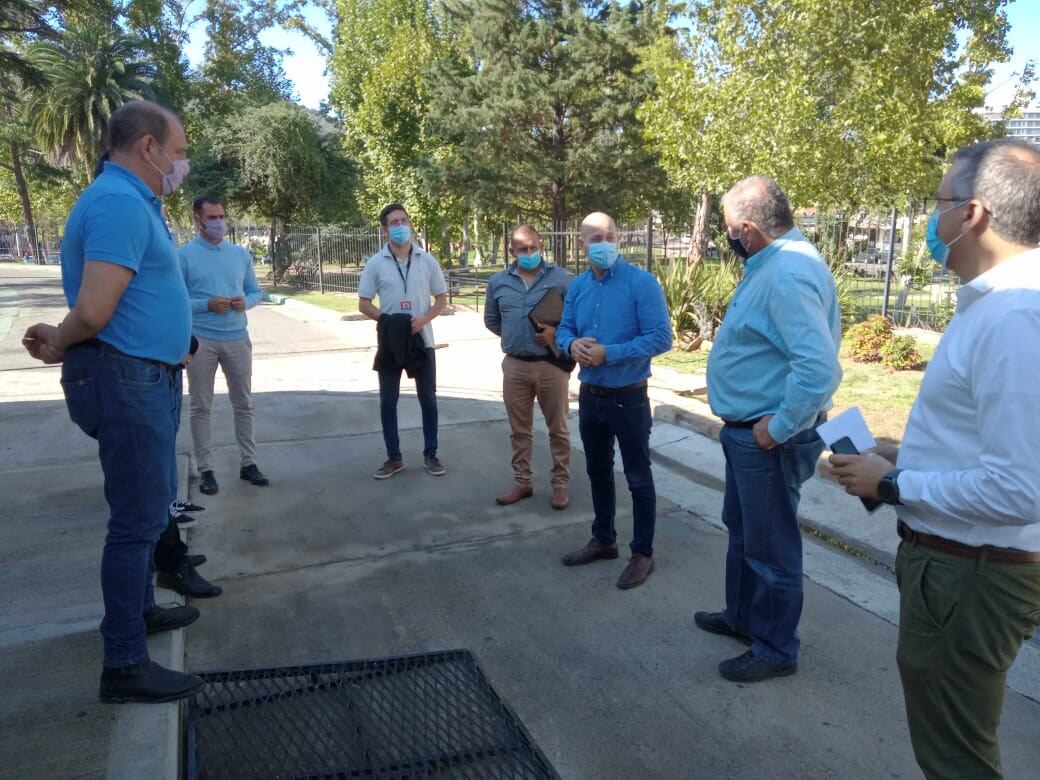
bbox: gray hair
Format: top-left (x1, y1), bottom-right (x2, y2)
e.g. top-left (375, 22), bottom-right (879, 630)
top-left (950, 139), bottom-right (1040, 246)
top-left (106, 100), bottom-right (172, 152)
top-left (721, 176), bottom-right (795, 238)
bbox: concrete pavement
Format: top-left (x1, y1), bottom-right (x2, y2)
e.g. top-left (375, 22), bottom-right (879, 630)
top-left (3, 264), bottom-right (1040, 778)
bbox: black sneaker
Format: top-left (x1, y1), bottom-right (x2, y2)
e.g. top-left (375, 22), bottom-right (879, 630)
top-left (424, 455), bottom-right (446, 476)
top-left (239, 464), bottom-right (269, 486)
top-left (169, 508), bottom-right (195, 527)
top-left (144, 604), bottom-right (200, 635)
top-left (694, 611), bottom-right (751, 645)
top-left (99, 660), bottom-right (204, 704)
top-left (171, 499), bottom-right (205, 513)
top-left (719, 650), bottom-right (797, 683)
top-left (157, 564), bottom-right (223, 599)
top-left (199, 471), bottom-right (218, 495)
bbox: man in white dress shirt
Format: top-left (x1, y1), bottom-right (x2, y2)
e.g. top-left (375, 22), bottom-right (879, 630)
top-left (830, 138), bottom-right (1040, 780)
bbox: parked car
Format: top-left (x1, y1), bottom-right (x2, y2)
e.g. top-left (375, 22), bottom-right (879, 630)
top-left (0, 252), bottom-right (13, 261)
top-left (44, 252), bottom-right (61, 264)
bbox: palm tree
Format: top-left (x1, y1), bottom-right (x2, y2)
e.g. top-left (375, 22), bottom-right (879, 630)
top-left (29, 23), bottom-right (156, 175)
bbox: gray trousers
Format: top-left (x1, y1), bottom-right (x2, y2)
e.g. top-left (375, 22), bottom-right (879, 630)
top-left (188, 336), bottom-right (256, 473)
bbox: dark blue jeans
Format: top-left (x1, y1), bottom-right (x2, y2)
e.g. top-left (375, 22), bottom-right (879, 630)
top-left (62, 343), bottom-right (181, 668)
top-left (378, 348), bottom-right (437, 459)
top-left (719, 424), bottom-right (824, 663)
top-left (578, 384), bottom-right (655, 556)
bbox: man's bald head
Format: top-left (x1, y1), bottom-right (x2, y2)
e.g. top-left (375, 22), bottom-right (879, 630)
top-left (511, 224), bottom-right (542, 246)
top-left (107, 100), bottom-right (180, 152)
top-left (580, 211), bottom-right (618, 244)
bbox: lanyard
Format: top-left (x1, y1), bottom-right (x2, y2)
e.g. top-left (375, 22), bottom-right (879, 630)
top-left (391, 246), bottom-right (413, 293)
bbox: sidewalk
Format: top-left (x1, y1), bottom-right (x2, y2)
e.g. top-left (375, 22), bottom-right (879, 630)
top-left (3, 266), bottom-right (1040, 778)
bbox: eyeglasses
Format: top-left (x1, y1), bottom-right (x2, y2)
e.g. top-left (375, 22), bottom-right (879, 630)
top-left (923, 196), bottom-right (970, 213)
top-left (386, 216), bottom-right (410, 227)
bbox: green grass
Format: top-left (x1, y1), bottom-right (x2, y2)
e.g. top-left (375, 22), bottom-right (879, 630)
top-left (653, 338), bottom-right (938, 444)
top-left (265, 285), bottom-right (359, 313)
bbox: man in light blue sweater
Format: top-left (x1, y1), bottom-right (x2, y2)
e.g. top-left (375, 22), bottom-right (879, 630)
top-left (178, 196), bottom-right (267, 495)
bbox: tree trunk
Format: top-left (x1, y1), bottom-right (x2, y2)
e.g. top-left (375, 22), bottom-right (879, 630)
top-left (688, 192), bottom-right (712, 263)
top-left (551, 101), bottom-right (568, 269)
top-left (10, 142), bottom-right (41, 263)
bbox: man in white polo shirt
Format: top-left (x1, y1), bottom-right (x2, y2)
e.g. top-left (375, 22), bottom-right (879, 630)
top-left (830, 138), bottom-right (1040, 779)
top-left (358, 203), bottom-right (449, 479)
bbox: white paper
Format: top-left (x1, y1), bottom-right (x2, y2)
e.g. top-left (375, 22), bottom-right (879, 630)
top-left (816, 407), bottom-right (877, 453)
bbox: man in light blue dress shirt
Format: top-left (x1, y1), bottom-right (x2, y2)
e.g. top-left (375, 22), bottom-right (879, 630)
top-left (697, 177), bottom-right (841, 683)
top-left (556, 211), bottom-right (672, 589)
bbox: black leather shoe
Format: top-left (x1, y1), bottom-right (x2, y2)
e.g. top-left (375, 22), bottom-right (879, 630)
top-left (199, 471), bottom-right (218, 495)
top-left (99, 660), bottom-right (204, 704)
top-left (719, 650), bottom-right (797, 683)
top-left (144, 604), bottom-right (200, 635)
top-left (185, 554), bottom-right (207, 567)
top-left (694, 611), bottom-right (752, 645)
top-left (240, 464), bottom-right (269, 486)
top-left (157, 564), bottom-right (223, 598)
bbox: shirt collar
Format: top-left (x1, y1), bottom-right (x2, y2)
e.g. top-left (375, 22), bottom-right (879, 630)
top-left (508, 262), bottom-right (552, 280)
top-left (193, 235), bottom-right (225, 251)
top-left (744, 227), bottom-right (802, 273)
top-left (588, 256), bottom-right (625, 281)
top-left (382, 243), bottom-right (415, 262)
top-left (101, 161), bottom-right (160, 204)
top-left (957, 247), bottom-right (1040, 312)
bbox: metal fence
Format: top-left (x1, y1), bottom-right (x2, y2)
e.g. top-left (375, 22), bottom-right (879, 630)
top-left (1, 208), bottom-right (959, 328)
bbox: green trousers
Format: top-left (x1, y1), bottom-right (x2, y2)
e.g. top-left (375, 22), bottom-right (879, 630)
top-left (896, 539), bottom-right (1040, 779)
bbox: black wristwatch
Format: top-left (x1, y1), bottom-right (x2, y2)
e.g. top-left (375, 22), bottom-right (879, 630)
top-left (877, 468), bottom-right (903, 506)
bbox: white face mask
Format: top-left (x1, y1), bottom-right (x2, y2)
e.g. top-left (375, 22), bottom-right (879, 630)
top-left (147, 143), bottom-right (190, 196)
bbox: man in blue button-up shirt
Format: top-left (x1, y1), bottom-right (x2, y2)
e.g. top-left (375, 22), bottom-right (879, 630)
top-left (556, 211), bottom-right (672, 589)
top-left (696, 176), bottom-right (841, 684)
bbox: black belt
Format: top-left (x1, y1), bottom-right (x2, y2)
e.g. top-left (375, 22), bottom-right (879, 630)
top-left (508, 353), bottom-right (552, 363)
top-left (723, 411), bottom-right (828, 429)
top-left (582, 381), bottom-right (648, 398)
top-left (76, 338), bottom-right (179, 372)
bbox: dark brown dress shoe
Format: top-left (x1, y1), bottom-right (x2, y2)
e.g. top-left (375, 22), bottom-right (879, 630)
top-left (617, 553), bottom-right (654, 589)
top-left (496, 485), bottom-right (534, 505)
top-left (561, 538), bottom-right (619, 566)
top-left (551, 487), bottom-right (570, 510)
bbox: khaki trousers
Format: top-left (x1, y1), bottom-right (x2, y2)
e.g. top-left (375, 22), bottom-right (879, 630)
top-left (896, 539), bottom-right (1040, 779)
top-left (188, 336), bottom-right (256, 473)
top-left (502, 355), bottom-right (570, 487)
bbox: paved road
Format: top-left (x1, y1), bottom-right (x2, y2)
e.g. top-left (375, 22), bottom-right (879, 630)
top-left (3, 265), bottom-right (1039, 779)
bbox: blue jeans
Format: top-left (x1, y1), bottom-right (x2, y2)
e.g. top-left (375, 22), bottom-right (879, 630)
top-left (378, 348), bottom-right (437, 459)
top-left (578, 384), bottom-right (655, 557)
top-left (62, 343), bottom-right (181, 668)
top-left (719, 424), bottom-right (824, 663)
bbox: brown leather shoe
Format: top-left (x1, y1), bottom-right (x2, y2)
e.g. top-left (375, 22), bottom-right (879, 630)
top-left (551, 487), bottom-right (570, 510)
top-left (496, 484), bottom-right (534, 505)
top-left (561, 538), bottom-right (619, 566)
top-left (617, 553), bottom-right (654, 589)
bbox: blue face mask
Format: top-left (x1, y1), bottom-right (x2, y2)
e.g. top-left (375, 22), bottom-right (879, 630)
top-left (516, 252), bottom-right (542, 271)
top-left (388, 225), bottom-right (411, 245)
top-left (587, 241), bottom-right (619, 269)
top-left (925, 202), bottom-right (967, 268)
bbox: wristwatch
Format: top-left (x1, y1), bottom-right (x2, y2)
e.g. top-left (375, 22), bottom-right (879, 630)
top-left (877, 468), bottom-right (903, 506)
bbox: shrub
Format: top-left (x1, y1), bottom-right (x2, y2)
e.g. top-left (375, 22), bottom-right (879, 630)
top-left (655, 258), bottom-right (740, 342)
top-left (881, 335), bottom-right (923, 371)
top-left (846, 315), bottom-right (894, 362)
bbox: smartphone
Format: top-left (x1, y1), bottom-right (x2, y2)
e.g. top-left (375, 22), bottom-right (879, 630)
top-left (830, 436), bottom-right (883, 513)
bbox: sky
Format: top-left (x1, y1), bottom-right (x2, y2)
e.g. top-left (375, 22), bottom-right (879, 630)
top-left (182, 1), bottom-right (1039, 113)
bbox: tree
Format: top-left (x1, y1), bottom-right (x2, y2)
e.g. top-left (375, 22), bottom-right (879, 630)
top-left (28, 22), bottom-right (155, 176)
top-left (639, 0), bottom-right (1028, 259)
top-left (328, 0), bottom-right (462, 248)
top-left (427, 0), bottom-right (672, 264)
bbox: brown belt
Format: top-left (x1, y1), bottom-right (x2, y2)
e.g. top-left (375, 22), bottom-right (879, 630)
top-left (898, 521), bottom-right (1040, 564)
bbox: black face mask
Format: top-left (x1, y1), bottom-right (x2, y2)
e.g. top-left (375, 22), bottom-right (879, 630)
top-left (727, 232), bottom-right (750, 259)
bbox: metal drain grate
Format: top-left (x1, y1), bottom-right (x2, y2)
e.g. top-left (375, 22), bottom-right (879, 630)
top-left (185, 649), bottom-right (559, 779)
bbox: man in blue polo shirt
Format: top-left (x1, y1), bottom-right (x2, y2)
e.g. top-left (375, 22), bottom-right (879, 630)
top-left (696, 176), bottom-right (841, 683)
top-left (22, 100), bottom-right (204, 704)
top-left (556, 211), bottom-right (672, 589)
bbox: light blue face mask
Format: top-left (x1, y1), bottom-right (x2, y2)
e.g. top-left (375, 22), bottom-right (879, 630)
top-left (926, 201), bottom-right (968, 268)
top-left (516, 252), bottom-right (542, 271)
top-left (388, 225), bottom-right (411, 245)
top-left (587, 241), bottom-right (619, 269)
